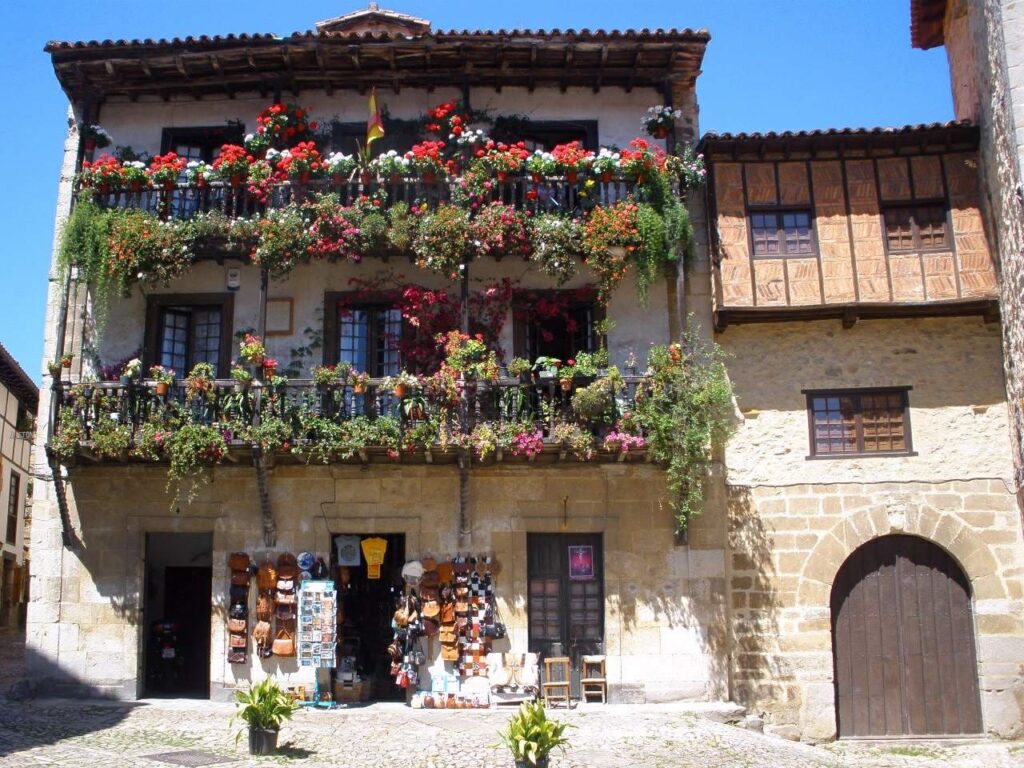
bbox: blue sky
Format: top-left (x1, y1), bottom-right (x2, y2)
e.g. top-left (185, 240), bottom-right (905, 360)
top-left (0, 1), bottom-right (951, 380)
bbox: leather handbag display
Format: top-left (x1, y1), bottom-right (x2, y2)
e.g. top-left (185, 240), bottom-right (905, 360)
top-left (229, 633), bottom-right (247, 648)
top-left (228, 618), bottom-right (247, 633)
top-left (231, 571), bottom-right (250, 586)
top-left (228, 552), bottom-right (250, 571)
top-left (272, 629), bottom-right (295, 657)
top-left (257, 561), bottom-right (278, 591)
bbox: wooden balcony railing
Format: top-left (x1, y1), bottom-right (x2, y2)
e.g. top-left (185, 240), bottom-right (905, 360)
top-left (78, 174), bottom-right (657, 221)
top-left (55, 373), bottom-right (649, 465)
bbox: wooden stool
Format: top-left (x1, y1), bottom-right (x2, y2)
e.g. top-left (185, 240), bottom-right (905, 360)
top-left (580, 655), bottom-right (607, 703)
top-left (541, 656), bottom-right (571, 708)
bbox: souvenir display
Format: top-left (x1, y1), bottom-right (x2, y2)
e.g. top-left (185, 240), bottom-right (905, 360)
top-left (226, 552), bottom-right (251, 664)
top-left (361, 537), bottom-right (388, 580)
top-left (298, 580), bottom-right (337, 669)
top-left (274, 553), bottom-right (298, 657)
top-left (335, 535), bottom-right (361, 567)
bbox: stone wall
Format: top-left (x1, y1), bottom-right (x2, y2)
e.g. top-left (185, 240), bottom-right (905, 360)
top-left (24, 460), bottom-right (729, 704)
top-left (719, 316), bottom-right (1024, 740)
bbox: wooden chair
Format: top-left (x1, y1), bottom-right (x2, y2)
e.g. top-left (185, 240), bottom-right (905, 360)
top-left (580, 655), bottom-right (607, 703)
top-left (541, 656), bottom-right (571, 708)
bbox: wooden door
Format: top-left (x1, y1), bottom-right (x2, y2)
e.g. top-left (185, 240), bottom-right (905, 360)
top-left (527, 533), bottom-right (604, 696)
top-left (831, 535), bottom-right (982, 737)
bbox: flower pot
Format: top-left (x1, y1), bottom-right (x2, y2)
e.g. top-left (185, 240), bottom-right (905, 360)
top-left (98, 183), bottom-right (111, 195)
top-left (560, 379), bottom-right (573, 392)
top-left (566, 170), bottom-right (578, 183)
top-left (130, 180), bottom-right (143, 193)
top-left (389, 173), bottom-right (402, 185)
top-left (636, 173), bottom-right (648, 185)
top-left (360, 171), bottom-right (372, 185)
top-left (331, 173), bottom-right (344, 185)
top-left (248, 727), bottom-right (279, 756)
top-left (163, 180), bottom-right (175, 192)
top-left (353, 384), bottom-right (366, 395)
top-left (422, 170), bottom-right (436, 184)
top-left (263, 366), bottom-right (277, 379)
top-left (497, 171), bottom-right (508, 183)
top-left (515, 760), bottom-right (548, 768)
top-left (61, 359), bottom-right (72, 369)
top-left (393, 383), bottom-right (408, 399)
top-left (298, 171), bottom-right (311, 185)
top-left (230, 174), bottom-right (243, 188)
top-left (83, 138), bottom-right (96, 153)
top-left (196, 177), bottom-right (208, 189)
top-left (531, 172), bottom-right (542, 183)
top-left (653, 126), bottom-right (669, 139)
top-left (601, 171), bottom-right (613, 183)
top-left (119, 375), bottom-right (132, 388)
top-left (155, 382), bottom-right (169, 396)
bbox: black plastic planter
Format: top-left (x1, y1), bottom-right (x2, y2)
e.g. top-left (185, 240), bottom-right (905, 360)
top-left (248, 726), bottom-right (279, 755)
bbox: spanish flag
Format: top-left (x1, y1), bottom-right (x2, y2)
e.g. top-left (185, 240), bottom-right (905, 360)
top-left (367, 87), bottom-right (385, 148)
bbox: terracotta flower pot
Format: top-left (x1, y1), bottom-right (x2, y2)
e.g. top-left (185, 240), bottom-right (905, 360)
top-left (566, 170), bottom-right (578, 183)
top-left (98, 183), bottom-right (111, 195)
top-left (393, 383), bottom-right (408, 399)
top-left (560, 379), bottom-right (573, 392)
top-left (497, 171), bottom-right (508, 183)
top-left (196, 177), bottom-right (208, 189)
top-left (422, 170), bottom-right (436, 184)
top-left (155, 382), bottom-right (170, 396)
top-left (353, 384), bottom-right (366, 395)
top-left (263, 364), bottom-right (277, 379)
top-left (298, 171), bottom-right (311, 185)
top-left (83, 138), bottom-right (96, 153)
top-left (601, 171), bottom-right (613, 183)
top-left (360, 171), bottom-right (372, 185)
top-left (531, 172), bottom-right (542, 183)
top-left (230, 174), bottom-right (243, 188)
top-left (653, 126), bottom-right (669, 139)
top-left (331, 173), bottom-right (344, 185)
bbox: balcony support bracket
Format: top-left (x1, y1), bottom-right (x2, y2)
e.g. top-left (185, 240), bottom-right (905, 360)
top-left (45, 447), bottom-right (78, 550)
top-left (252, 445), bottom-right (277, 548)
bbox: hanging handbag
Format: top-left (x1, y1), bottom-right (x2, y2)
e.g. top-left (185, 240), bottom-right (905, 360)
top-left (256, 593), bottom-right (274, 619)
top-left (228, 650), bottom-right (246, 664)
top-left (231, 571), bottom-right (250, 586)
top-left (276, 578), bottom-right (294, 592)
top-left (272, 629), bottom-right (295, 656)
top-left (229, 633), bottom-right (247, 648)
top-left (257, 561), bottom-right (278, 591)
top-left (228, 618), bottom-right (247, 633)
top-left (277, 592), bottom-right (296, 605)
top-left (228, 552), bottom-right (250, 571)
top-left (252, 620), bottom-right (272, 645)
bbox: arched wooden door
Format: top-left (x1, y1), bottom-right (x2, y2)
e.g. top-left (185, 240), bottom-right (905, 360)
top-left (830, 534), bottom-right (982, 737)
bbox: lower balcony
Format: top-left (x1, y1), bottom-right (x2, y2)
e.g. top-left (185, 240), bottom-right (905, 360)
top-left (52, 374), bottom-right (650, 470)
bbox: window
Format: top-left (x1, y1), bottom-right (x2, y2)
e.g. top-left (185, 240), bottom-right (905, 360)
top-left (324, 293), bottom-right (404, 377)
top-left (806, 388), bottom-right (913, 458)
top-left (749, 210), bottom-right (815, 257)
top-left (883, 204), bottom-right (948, 252)
top-left (145, 294), bottom-right (234, 377)
top-left (513, 293), bottom-right (604, 363)
top-left (491, 119), bottom-right (598, 151)
top-left (161, 125), bottom-right (244, 164)
top-left (6, 471), bottom-right (19, 543)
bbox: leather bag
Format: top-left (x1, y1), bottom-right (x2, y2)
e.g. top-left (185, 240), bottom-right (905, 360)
top-left (228, 552), bottom-right (250, 571)
top-left (228, 618), bottom-right (246, 633)
top-left (257, 561), bottom-right (278, 591)
top-left (272, 629), bottom-right (295, 657)
top-left (231, 571), bottom-right (250, 586)
top-left (229, 633), bottom-right (247, 649)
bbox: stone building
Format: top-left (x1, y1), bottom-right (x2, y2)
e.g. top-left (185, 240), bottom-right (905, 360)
top-left (25, 3), bottom-right (1024, 744)
top-left (910, 0), bottom-right (1024, 510)
top-left (0, 344), bottom-right (36, 627)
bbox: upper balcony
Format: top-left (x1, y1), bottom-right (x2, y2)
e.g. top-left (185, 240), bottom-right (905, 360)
top-left (699, 121), bottom-right (999, 329)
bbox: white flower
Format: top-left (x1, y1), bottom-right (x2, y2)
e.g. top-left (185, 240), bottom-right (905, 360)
top-left (244, 133), bottom-right (254, 143)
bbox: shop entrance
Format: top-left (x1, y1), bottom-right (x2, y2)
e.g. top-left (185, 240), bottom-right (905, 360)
top-left (527, 533), bottom-right (604, 697)
top-left (332, 533), bottom-right (406, 701)
top-left (142, 532), bottom-right (212, 698)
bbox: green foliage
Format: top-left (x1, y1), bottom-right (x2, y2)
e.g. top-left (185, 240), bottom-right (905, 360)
top-left (632, 327), bottom-right (735, 533)
top-left (413, 204), bottom-right (470, 281)
top-left (233, 678), bottom-right (298, 734)
top-left (58, 193), bottom-right (115, 324)
top-left (51, 408), bottom-right (83, 460)
top-left (90, 416), bottom-right (132, 459)
top-left (498, 700), bottom-right (573, 765)
top-left (164, 423), bottom-right (228, 503)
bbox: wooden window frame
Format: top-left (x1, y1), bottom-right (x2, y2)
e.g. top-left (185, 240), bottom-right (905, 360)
top-left (492, 119), bottom-right (599, 152)
top-left (6, 470), bottom-right (19, 543)
top-left (144, 293), bottom-right (235, 377)
top-left (322, 291), bottom-right (406, 375)
top-left (804, 386), bottom-right (915, 460)
top-left (746, 207), bottom-right (818, 259)
top-left (880, 201), bottom-right (951, 256)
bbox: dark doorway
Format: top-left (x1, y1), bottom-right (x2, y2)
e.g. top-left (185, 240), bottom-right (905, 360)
top-left (831, 534), bottom-right (982, 737)
top-left (527, 533), bottom-right (604, 696)
top-left (331, 533), bottom-right (406, 701)
top-left (143, 532), bottom-right (212, 698)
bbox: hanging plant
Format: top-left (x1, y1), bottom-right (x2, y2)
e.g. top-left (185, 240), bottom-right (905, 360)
top-left (582, 201), bottom-right (641, 302)
top-left (531, 213), bottom-right (582, 284)
top-left (413, 204), bottom-right (470, 280)
top-left (250, 204), bottom-right (311, 277)
top-left (164, 423), bottom-right (229, 504)
top-left (470, 203), bottom-right (531, 260)
top-left (632, 329), bottom-right (735, 533)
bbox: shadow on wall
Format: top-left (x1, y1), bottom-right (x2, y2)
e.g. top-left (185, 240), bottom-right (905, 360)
top-left (726, 485), bottom-right (795, 724)
top-left (1, 638), bottom-right (140, 757)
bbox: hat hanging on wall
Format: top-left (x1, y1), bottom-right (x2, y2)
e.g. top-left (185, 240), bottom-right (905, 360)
top-left (401, 560), bottom-right (424, 585)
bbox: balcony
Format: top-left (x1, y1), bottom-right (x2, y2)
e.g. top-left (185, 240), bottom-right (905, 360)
top-left (53, 373), bottom-right (650, 469)
top-left (78, 174), bottom-right (655, 222)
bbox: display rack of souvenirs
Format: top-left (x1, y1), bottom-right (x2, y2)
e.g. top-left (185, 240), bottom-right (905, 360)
top-left (273, 553), bottom-right (298, 658)
top-left (227, 552), bottom-right (251, 665)
top-left (390, 553), bottom-right (507, 707)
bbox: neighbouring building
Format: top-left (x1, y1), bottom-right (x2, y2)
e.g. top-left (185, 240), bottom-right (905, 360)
top-left (0, 344), bottom-right (36, 628)
top-left (909, 0), bottom-right (1024, 511)
top-left (25, 3), bottom-right (1024, 743)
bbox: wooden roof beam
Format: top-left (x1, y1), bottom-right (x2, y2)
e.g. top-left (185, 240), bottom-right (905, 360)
top-left (528, 44), bottom-right (537, 92)
top-left (594, 45), bottom-right (608, 93)
top-left (209, 55), bottom-right (234, 99)
top-left (282, 45), bottom-right (299, 96)
top-left (560, 45), bottom-right (574, 93)
top-left (626, 49), bottom-right (640, 92)
top-left (314, 45), bottom-right (334, 96)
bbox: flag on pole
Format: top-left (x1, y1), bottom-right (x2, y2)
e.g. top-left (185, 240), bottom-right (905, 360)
top-left (367, 87), bottom-right (385, 148)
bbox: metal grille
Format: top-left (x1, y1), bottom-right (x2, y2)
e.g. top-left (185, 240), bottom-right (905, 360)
top-left (143, 750), bottom-right (235, 767)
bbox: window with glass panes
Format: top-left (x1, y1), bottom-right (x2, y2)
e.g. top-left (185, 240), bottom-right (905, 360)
top-left (6, 471), bottom-right (19, 543)
top-left (749, 210), bottom-right (815, 257)
top-left (523, 302), bottom-right (601, 363)
top-left (157, 306), bottom-right (223, 375)
top-left (806, 388), bottom-right (912, 457)
top-left (882, 204), bottom-right (948, 252)
top-left (336, 305), bottom-right (402, 377)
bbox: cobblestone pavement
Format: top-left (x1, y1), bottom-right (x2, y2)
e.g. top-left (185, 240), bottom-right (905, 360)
top-left (0, 696), bottom-right (1021, 768)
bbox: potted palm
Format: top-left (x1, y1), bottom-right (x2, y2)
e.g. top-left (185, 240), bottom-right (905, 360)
top-left (233, 678), bottom-right (299, 756)
top-left (498, 700), bottom-right (573, 768)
